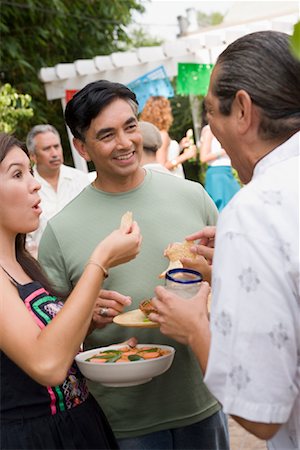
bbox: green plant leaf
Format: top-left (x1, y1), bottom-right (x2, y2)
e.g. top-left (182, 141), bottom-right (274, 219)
top-left (0, 83), bottom-right (33, 133)
top-left (290, 21), bottom-right (300, 60)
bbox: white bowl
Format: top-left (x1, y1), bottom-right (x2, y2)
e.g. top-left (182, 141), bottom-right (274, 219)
top-left (75, 344), bottom-right (175, 387)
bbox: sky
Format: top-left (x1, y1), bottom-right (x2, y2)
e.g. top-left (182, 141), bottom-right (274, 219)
top-left (132, 1), bottom-right (233, 40)
top-left (132, 0), bottom-right (298, 41)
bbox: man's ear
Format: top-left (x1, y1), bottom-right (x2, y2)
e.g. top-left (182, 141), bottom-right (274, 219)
top-left (234, 90), bottom-right (253, 134)
top-left (73, 138), bottom-right (91, 162)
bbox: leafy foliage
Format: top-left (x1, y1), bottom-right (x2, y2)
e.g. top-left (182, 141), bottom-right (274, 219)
top-left (197, 11), bottom-right (223, 28)
top-left (290, 21), bottom-right (300, 60)
top-left (0, 83), bottom-right (33, 133)
top-left (0, 0), bottom-right (144, 161)
top-left (126, 27), bottom-right (163, 49)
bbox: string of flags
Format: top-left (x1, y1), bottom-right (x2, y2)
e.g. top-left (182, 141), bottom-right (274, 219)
top-left (65, 63), bottom-right (214, 109)
top-left (126, 63), bottom-right (213, 112)
top-left (127, 65), bottom-right (174, 112)
top-left (176, 63), bottom-right (214, 96)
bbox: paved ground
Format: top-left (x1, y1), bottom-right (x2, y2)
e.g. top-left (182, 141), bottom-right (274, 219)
top-left (229, 417), bottom-right (267, 450)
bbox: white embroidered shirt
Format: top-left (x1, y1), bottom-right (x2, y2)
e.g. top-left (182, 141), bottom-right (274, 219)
top-left (205, 132), bottom-right (300, 450)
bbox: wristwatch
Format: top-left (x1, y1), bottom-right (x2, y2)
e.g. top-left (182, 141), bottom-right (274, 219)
top-left (171, 159), bottom-right (178, 169)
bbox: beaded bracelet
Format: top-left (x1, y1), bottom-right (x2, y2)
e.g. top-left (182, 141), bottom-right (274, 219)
top-left (86, 260), bottom-right (109, 278)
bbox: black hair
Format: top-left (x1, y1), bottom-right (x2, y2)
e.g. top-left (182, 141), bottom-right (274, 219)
top-left (65, 80), bottom-right (138, 141)
top-left (0, 133), bottom-right (64, 298)
top-left (213, 31), bottom-right (300, 139)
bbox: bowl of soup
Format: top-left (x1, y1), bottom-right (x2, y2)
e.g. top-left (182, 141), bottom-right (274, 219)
top-left (75, 344), bottom-right (175, 387)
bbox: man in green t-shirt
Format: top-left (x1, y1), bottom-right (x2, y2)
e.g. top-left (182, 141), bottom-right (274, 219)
top-left (39, 80), bottom-right (229, 449)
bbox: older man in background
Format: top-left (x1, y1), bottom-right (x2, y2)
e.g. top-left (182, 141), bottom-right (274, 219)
top-left (26, 124), bottom-right (90, 250)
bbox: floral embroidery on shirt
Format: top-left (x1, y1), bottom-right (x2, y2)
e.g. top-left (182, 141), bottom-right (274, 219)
top-left (212, 275), bottom-right (222, 300)
top-left (262, 190), bottom-right (282, 205)
top-left (289, 383), bottom-right (298, 396)
top-left (229, 365), bottom-right (251, 390)
top-left (214, 311), bottom-right (232, 336)
top-left (296, 273), bottom-right (300, 304)
top-left (225, 231), bottom-right (238, 240)
top-left (278, 239), bottom-right (291, 262)
top-left (238, 267), bottom-right (260, 292)
top-left (269, 323), bottom-right (289, 349)
top-left (289, 432), bottom-right (298, 448)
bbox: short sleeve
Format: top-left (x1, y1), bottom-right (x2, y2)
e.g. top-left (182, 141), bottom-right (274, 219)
top-left (38, 224), bottom-right (72, 297)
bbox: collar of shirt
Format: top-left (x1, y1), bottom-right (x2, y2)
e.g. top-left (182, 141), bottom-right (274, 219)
top-left (58, 164), bottom-right (77, 181)
top-left (253, 131), bottom-right (300, 180)
top-left (33, 164), bottom-right (74, 182)
top-left (143, 163), bottom-right (171, 174)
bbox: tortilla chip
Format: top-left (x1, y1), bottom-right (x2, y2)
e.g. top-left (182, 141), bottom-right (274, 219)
top-left (164, 240), bottom-right (196, 261)
top-left (159, 240), bottom-right (196, 278)
top-left (120, 211), bottom-right (133, 231)
top-left (159, 259), bottom-right (183, 279)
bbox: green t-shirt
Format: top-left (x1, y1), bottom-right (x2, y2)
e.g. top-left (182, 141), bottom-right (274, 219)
top-left (39, 169), bottom-right (219, 438)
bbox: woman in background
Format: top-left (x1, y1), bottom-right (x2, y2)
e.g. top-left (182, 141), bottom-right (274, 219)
top-left (140, 96), bottom-right (196, 178)
top-left (0, 133), bottom-right (142, 449)
top-left (199, 102), bottom-right (240, 210)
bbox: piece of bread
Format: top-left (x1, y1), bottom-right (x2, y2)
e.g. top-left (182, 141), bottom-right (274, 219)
top-left (164, 240), bottom-right (195, 260)
top-left (159, 240), bottom-right (196, 278)
top-left (120, 211), bottom-right (133, 231)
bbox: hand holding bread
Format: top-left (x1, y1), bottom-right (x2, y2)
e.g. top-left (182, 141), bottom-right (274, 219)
top-left (159, 240), bottom-right (196, 278)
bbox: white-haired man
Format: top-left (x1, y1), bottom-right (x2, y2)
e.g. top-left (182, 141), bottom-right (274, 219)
top-left (26, 124), bottom-right (90, 250)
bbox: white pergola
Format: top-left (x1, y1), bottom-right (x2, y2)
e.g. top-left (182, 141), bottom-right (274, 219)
top-left (39, 7), bottom-right (298, 171)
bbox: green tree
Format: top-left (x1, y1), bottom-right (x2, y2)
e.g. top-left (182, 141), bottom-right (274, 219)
top-left (0, 0), bottom-right (144, 161)
top-left (197, 11), bottom-right (223, 28)
top-left (290, 20), bottom-right (300, 60)
top-left (127, 27), bottom-right (163, 49)
top-left (0, 83), bottom-right (33, 133)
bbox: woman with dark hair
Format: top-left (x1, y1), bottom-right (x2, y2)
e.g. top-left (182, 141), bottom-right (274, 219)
top-left (0, 133), bottom-right (142, 449)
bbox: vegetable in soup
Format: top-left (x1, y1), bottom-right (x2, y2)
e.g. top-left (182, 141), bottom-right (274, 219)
top-left (86, 346), bottom-right (170, 363)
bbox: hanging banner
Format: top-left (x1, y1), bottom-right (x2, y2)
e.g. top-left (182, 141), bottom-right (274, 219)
top-left (127, 65), bottom-right (174, 112)
top-left (176, 63), bottom-right (214, 96)
top-left (65, 90), bottom-right (78, 103)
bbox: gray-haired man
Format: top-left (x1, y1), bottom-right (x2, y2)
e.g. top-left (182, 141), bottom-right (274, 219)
top-left (26, 124), bottom-right (90, 249)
